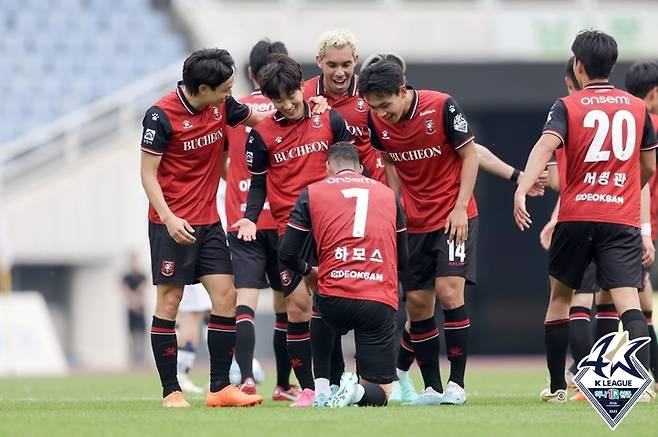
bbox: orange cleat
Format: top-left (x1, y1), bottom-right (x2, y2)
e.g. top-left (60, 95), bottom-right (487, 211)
top-left (569, 389), bottom-right (586, 401)
top-left (162, 391), bottom-right (191, 408)
top-left (206, 384), bottom-right (263, 407)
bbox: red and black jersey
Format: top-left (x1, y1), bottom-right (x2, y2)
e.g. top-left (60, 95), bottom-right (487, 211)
top-left (369, 89), bottom-right (478, 233)
top-left (303, 75), bottom-right (386, 183)
top-left (140, 81), bottom-right (251, 225)
top-left (648, 112), bottom-right (658, 240)
top-left (288, 170), bottom-right (406, 309)
top-left (246, 102), bottom-right (352, 234)
top-left (543, 83), bottom-right (658, 228)
top-left (224, 90), bottom-right (277, 230)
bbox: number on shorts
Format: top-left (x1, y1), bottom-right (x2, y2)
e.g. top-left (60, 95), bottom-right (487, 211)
top-left (583, 109), bottom-right (636, 162)
top-left (447, 240), bottom-right (466, 262)
top-left (341, 188), bottom-right (369, 238)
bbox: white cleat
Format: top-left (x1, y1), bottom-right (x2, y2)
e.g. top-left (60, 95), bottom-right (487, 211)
top-left (638, 388), bottom-right (656, 403)
top-left (178, 373), bottom-right (205, 394)
top-left (440, 381), bottom-right (466, 405)
top-left (540, 388), bottom-right (567, 403)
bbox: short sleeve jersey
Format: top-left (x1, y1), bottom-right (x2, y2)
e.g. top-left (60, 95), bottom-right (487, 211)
top-left (288, 170), bottom-right (406, 310)
top-left (224, 91), bottom-right (277, 230)
top-left (246, 102), bottom-right (352, 234)
top-left (648, 112), bottom-right (658, 240)
top-left (303, 75), bottom-right (386, 183)
top-left (140, 81), bottom-right (251, 225)
top-left (369, 89), bottom-right (478, 233)
top-left (543, 83), bottom-right (658, 227)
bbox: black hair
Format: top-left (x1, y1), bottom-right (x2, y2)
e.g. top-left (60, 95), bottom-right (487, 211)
top-left (258, 55), bottom-right (303, 100)
top-left (566, 56), bottom-right (581, 90)
top-left (358, 60), bottom-right (405, 97)
top-left (182, 48), bottom-right (235, 95)
top-left (328, 142), bottom-right (360, 167)
top-left (571, 30), bottom-right (618, 79)
top-left (360, 52), bottom-right (406, 74)
top-left (249, 39), bottom-right (288, 78)
top-left (625, 61), bottom-right (658, 99)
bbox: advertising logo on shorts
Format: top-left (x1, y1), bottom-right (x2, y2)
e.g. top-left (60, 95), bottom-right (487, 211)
top-left (279, 269), bottom-right (292, 287)
top-left (161, 260), bottom-right (175, 277)
top-left (574, 331), bottom-right (652, 430)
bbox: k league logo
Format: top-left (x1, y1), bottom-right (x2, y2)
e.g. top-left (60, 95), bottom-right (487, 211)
top-left (574, 331), bottom-right (653, 430)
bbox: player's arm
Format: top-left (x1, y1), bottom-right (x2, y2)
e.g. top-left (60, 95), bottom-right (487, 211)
top-left (278, 189), bottom-right (316, 292)
top-left (367, 112), bottom-right (401, 194)
top-left (330, 110), bottom-right (353, 143)
top-left (232, 130), bottom-right (269, 241)
top-left (139, 107), bottom-right (196, 244)
top-left (539, 197), bottom-right (560, 250)
top-left (641, 185), bottom-right (654, 267)
top-left (395, 196), bottom-right (409, 271)
top-left (546, 160), bottom-right (560, 192)
top-left (475, 143), bottom-right (546, 197)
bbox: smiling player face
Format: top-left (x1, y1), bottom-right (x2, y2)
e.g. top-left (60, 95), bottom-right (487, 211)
top-left (364, 87), bottom-right (409, 124)
top-left (271, 88), bottom-right (305, 120)
top-left (317, 46), bottom-right (358, 98)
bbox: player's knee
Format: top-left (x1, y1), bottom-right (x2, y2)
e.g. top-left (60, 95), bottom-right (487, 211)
top-left (286, 294), bottom-right (311, 321)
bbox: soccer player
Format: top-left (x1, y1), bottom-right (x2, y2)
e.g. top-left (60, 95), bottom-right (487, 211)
top-left (140, 48), bottom-right (272, 408)
top-left (359, 59), bottom-right (479, 405)
top-left (513, 30), bottom-right (657, 402)
top-left (224, 39), bottom-right (301, 401)
top-left (625, 60), bottom-right (658, 386)
top-left (278, 142), bottom-right (409, 407)
top-left (232, 54), bottom-right (352, 407)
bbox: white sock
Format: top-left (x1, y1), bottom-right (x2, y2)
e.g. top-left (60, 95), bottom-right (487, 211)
top-left (396, 368), bottom-right (410, 380)
top-left (355, 384), bottom-right (365, 403)
top-left (315, 378), bottom-right (331, 397)
top-left (177, 349), bottom-right (196, 374)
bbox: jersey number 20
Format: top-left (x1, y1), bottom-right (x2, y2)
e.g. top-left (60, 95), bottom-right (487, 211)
top-left (341, 188), bottom-right (369, 238)
top-left (583, 109), bottom-right (636, 162)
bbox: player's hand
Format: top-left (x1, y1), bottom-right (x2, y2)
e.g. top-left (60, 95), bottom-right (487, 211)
top-left (513, 190), bottom-right (531, 231)
top-left (642, 235), bottom-right (655, 267)
top-left (231, 218), bottom-right (257, 241)
top-left (445, 205), bottom-right (468, 245)
top-left (526, 170), bottom-right (548, 197)
top-left (164, 214), bottom-right (196, 245)
top-left (539, 219), bottom-right (557, 250)
top-left (308, 95), bottom-right (330, 114)
top-left (302, 267), bottom-right (319, 295)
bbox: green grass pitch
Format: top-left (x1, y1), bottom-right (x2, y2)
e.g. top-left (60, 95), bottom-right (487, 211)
top-left (1, 364), bottom-right (656, 437)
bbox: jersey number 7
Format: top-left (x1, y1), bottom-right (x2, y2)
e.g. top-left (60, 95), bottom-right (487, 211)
top-left (341, 188), bottom-right (369, 238)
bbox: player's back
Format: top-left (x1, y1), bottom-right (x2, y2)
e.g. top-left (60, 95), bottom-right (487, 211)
top-left (553, 84), bottom-right (654, 227)
top-left (307, 171), bottom-right (400, 309)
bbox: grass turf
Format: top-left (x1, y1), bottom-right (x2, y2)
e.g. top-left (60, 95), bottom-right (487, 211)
top-left (1, 365), bottom-right (656, 437)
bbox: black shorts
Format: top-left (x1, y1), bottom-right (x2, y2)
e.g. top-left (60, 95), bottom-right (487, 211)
top-left (148, 221), bottom-right (232, 285)
top-left (228, 230), bottom-right (282, 291)
top-left (278, 232), bottom-right (317, 297)
top-left (575, 261), bottom-right (598, 294)
top-left (315, 294), bottom-right (397, 385)
top-left (399, 217), bottom-right (478, 292)
top-left (549, 222), bottom-right (643, 291)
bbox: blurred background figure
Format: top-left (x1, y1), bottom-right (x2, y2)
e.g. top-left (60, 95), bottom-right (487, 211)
top-left (121, 252), bottom-right (147, 365)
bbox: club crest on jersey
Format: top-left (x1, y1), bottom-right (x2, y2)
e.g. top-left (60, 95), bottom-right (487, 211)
top-left (356, 98), bottom-right (367, 113)
top-left (279, 270), bottom-right (292, 287)
top-left (382, 130), bottom-right (390, 140)
top-left (212, 106), bottom-right (222, 121)
top-left (161, 260), bottom-right (175, 277)
top-left (182, 119), bottom-right (193, 129)
top-left (574, 331), bottom-right (653, 430)
top-left (425, 119), bottom-right (436, 135)
top-left (312, 114), bottom-right (323, 128)
top-left (453, 114), bottom-right (468, 133)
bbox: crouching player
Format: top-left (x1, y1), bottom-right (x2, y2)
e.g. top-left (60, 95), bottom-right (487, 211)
top-left (279, 142), bottom-right (408, 407)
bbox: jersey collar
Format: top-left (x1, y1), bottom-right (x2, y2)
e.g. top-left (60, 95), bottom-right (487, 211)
top-left (317, 74), bottom-right (358, 98)
top-left (251, 89), bottom-right (263, 96)
top-left (273, 100), bottom-right (312, 125)
top-left (584, 82), bottom-right (613, 90)
top-left (335, 169), bottom-right (359, 175)
top-left (176, 81), bottom-right (200, 115)
top-left (400, 86), bottom-right (419, 121)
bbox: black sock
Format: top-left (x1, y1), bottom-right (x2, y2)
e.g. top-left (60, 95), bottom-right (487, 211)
top-left (151, 316), bottom-right (181, 397)
top-left (287, 320), bottom-right (314, 390)
top-left (545, 318), bottom-right (569, 392)
top-left (568, 306), bottom-right (593, 374)
top-left (410, 317), bottom-right (443, 393)
top-left (621, 309), bottom-right (650, 370)
top-left (273, 313), bottom-right (291, 390)
top-left (330, 334), bottom-right (345, 386)
top-left (644, 311), bottom-right (658, 381)
top-left (397, 328), bottom-right (415, 372)
top-left (443, 306), bottom-right (470, 388)
top-left (595, 304), bottom-right (619, 340)
top-left (235, 305), bottom-right (255, 382)
top-left (310, 312), bottom-right (334, 381)
top-left (357, 382), bottom-right (387, 407)
top-left (207, 314), bottom-right (236, 392)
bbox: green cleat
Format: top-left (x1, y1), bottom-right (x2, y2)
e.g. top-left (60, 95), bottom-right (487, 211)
top-left (330, 372), bottom-right (360, 408)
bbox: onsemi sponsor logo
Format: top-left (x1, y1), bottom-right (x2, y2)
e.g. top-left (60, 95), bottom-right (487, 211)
top-left (388, 146), bottom-right (442, 162)
top-left (580, 95), bottom-right (631, 106)
top-left (182, 129), bottom-right (224, 151)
